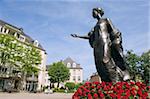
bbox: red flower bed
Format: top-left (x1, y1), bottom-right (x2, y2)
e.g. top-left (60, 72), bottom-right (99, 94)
top-left (72, 81), bottom-right (150, 99)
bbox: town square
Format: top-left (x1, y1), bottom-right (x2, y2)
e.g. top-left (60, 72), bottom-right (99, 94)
top-left (0, 0), bottom-right (149, 99)
top-left (0, 93), bottom-right (73, 99)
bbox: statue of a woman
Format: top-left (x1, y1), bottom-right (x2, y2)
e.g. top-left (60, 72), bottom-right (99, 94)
top-left (71, 8), bottom-right (130, 82)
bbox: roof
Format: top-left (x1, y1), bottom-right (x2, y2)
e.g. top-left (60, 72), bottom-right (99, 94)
top-left (0, 19), bottom-right (46, 51)
top-left (63, 57), bottom-right (83, 69)
top-left (0, 19), bottom-right (21, 31)
top-left (63, 57), bottom-right (75, 64)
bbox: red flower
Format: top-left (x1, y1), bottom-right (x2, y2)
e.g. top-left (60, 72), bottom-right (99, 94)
top-left (77, 88), bottom-right (82, 95)
top-left (91, 85), bottom-right (95, 89)
top-left (109, 93), bottom-right (116, 98)
top-left (85, 82), bottom-right (91, 86)
top-left (137, 89), bottom-right (142, 96)
top-left (72, 95), bottom-right (80, 99)
top-left (99, 92), bottom-right (104, 98)
top-left (136, 82), bottom-right (141, 87)
top-left (93, 93), bottom-right (98, 98)
top-left (101, 82), bottom-right (106, 86)
top-left (125, 83), bottom-right (130, 89)
top-left (85, 89), bottom-right (90, 93)
top-left (131, 90), bottom-right (136, 96)
top-left (72, 81), bottom-right (149, 99)
top-left (93, 82), bottom-right (100, 85)
top-left (116, 94), bottom-right (121, 99)
top-left (148, 86), bottom-right (150, 92)
top-left (82, 91), bottom-right (86, 96)
top-left (87, 93), bottom-right (92, 99)
top-left (97, 85), bottom-right (101, 89)
top-left (113, 87), bottom-right (117, 92)
top-left (125, 90), bottom-right (130, 97)
top-left (116, 85), bottom-right (122, 90)
top-left (130, 81), bottom-right (135, 85)
top-left (142, 92), bottom-right (148, 98)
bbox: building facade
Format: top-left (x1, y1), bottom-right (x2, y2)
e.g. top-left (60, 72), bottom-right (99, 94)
top-left (89, 72), bottom-right (101, 82)
top-left (44, 66), bottom-right (50, 87)
top-left (45, 57), bottom-right (83, 88)
top-left (0, 20), bottom-right (47, 92)
top-left (63, 57), bottom-right (83, 84)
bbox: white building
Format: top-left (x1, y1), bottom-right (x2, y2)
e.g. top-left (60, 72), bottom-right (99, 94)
top-left (63, 57), bottom-right (83, 84)
top-left (0, 20), bottom-right (47, 92)
top-left (44, 66), bottom-right (50, 87)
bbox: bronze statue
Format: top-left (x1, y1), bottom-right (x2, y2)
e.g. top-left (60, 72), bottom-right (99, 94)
top-left (71, 8), bottom-right (130, 82)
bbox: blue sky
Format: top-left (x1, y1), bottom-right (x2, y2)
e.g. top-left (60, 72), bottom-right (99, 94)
top-left (0, 0), bottom-right (149, 80)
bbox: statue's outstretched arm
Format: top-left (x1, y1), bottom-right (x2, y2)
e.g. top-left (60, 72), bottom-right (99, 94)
top-left (71, 34), bottom-right (89, 39)
top-left (71, 28), bottom-right (94, 40)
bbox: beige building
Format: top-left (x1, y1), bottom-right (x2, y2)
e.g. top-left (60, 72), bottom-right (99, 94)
top-left (0, 20), bottom-right (47, 92)
top-left (63, 57), bottom-right (83, 84)
top-left (44, 58), bottom-right (83, 88)
top-left (89, 72), bottom-right (101, 82)
top-left (44, 66), bottom-right (50, 87)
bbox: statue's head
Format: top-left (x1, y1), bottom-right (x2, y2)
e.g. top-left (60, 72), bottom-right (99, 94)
top-left (92, 8), bottom-right (104, 19)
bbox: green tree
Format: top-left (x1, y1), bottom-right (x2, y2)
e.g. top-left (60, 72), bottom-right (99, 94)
top-left (140, 50), bottom-right (150, 83)
top-left (125, 50), bottom-right (150, 82)
top-left (125, 50), bottom-right (141, 79)
top-left (48, 62), bottom-right (70, 88)
top-left (0, 34), bottom-right (15, 66)
top-left (0, 34), bottom-right (41, 89)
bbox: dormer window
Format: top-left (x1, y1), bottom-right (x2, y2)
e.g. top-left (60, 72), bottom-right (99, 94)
top-left (19, 35), bottom-right (25, 42)
top-left (2, 28), bottom-right (9, 34)
top-left (14, 32), bottom-right (17, 37)
top-left (0, 25), bottom-right (2, 32)
top-left (2, 27), bottom-right (5, 33)
top-left (5, 29), bottom-right (9, 34)
top-left (67, 63), bottom-right (71, 67)
top-left (34, 40), bottom-right (39, 47)
top-left (73, 63), bottom-right (76, 68)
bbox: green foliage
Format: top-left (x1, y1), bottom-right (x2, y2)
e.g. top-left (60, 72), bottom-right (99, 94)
top-left (126, 50), bottom-right (141, 76)
top-left (140, 50), bottom-right (150, 83)
top-left (48, 62), bottom-right (70, 88)
top-left (125, 50), bottom-right (150, 82)
top-left (75, 83), bottom-right (83, 90)
top-left (0, 34), bottom-right (41, 76)
top-left (65, 82), bottom-right (75, 90)
top-left (53, 88), bottom-right (65, 93)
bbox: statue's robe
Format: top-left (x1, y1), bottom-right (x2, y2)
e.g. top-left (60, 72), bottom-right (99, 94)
top-left (88, 18), bottom-right (126, 82)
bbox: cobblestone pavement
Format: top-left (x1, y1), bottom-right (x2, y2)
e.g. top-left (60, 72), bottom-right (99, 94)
top-left (0, 92), bottom-right (74, 99)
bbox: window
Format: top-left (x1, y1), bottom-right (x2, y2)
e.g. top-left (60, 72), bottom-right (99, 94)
top-left (73, 63), bottom-right (76, 68)
top-left (5, 29), bottom-right (9, 34)
top-left (78, 76), bottom-right (81, 81)
top-left (73, 69), bottom-right (76, 75)
top-left (67, 63), bottom-right (71, 67)
top-left (73, 76), bottom-right (76, 81)
top-left (14, 32), bottom-right (17, 37)
top-left (2, 27), bottom-right (5, 33)
top-left (16, 33), bottom-right (20, 38)
top-left (0, 25), bottom-right (2, 32)
top-left (19, 35), bottom-right (25, 42)
top-left (4, 28), bottom-right (7, 33)
top-left (78, 69), bottom-right (80, 73)
top-left (34, 40), bottom-right (39, 47)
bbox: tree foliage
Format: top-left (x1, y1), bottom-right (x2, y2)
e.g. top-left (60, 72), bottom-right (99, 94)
top-left (65, 82), bottom-right (75, 90)
top-left (126, 50), bottom-right (141, 76)
top-left (48, 62), bottom-right (70, 88)
top-left (140, 50), bottom-right (150, 83)
top-left (0, 34), bottom-right (41, 76)
top-left (125, 50), bottom-right (150, 83)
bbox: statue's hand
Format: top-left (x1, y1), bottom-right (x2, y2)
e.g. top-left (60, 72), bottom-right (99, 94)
top-left (71, 34), bottom-right (78, 38)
